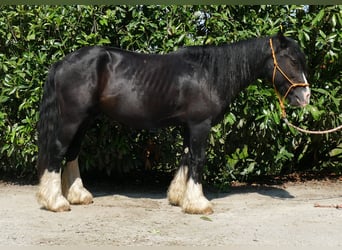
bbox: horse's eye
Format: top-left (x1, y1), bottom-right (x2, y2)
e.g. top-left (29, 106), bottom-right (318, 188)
top-left (289, 58), bottom-right (297, 66)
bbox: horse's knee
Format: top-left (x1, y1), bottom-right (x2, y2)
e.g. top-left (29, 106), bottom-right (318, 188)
top-left (37, 169), bottom-right (71, 212)
top-left (62, 158), bottom-right (93, 205)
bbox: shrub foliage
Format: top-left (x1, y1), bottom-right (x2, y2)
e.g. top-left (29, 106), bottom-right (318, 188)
top-left (0, 5), bottom-right (341, 184)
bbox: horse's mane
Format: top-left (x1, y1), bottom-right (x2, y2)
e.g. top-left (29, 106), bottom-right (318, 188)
top-left (175, 36), bottom-right (270, 103)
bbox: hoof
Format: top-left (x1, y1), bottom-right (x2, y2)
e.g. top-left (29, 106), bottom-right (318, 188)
top-left (67, 187), bottom-right (93, 205)
top-left (50, 196), bottom-right (71, 212)
top-left (167, 165), bottom-right (188, 206)
top-left (181, 198), bottom-right (214, 215)
top-left (37, 169), bottom-right (70, 212)
top-left (37, 192), bottom-right (71, 212)
top-left (62, 159), bottom-right (93, 205)
top-left (167, 186), bottom-right (185, 207)
top-left (180, 177), bottom-right (214, 214)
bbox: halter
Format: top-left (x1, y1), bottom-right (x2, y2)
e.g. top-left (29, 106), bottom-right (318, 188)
top-left (269, 38), bottom-right (309, 118)
top-left (269, 38), bottom-right (342, 134)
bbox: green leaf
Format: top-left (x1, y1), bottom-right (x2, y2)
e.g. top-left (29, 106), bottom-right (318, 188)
top-left (319, 30), bottom-right (326, 39)
top-left (200, 216), bottom-right (213, 222)
top-left (312, 9), bottom-right (325, 26)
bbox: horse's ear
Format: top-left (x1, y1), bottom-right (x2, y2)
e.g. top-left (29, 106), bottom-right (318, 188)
top-left (277, 30), bottom-right (288, 48)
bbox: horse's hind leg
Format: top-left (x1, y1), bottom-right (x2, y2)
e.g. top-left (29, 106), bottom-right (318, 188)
top-left (37, 124), bottom-right (76, 212)
top-left (62, 122), bottom-right (93, 205)
top-left (61, 157), bottom-right (93, 205)
top-left (37, 167), bottom-right (70, 212)
top-left (37, 104), bottom-right (93, 212)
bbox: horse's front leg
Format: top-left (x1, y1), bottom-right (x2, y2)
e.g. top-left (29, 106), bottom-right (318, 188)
top-left (181, 120), bottom-right (213, 214)
top-left (62, 157), bottom-right (93, 205)
top-left (167, 148), bottom-right (190, 207)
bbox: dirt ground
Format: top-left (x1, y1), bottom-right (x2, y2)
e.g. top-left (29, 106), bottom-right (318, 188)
top-left (1, 178), bottom-right (342, 247)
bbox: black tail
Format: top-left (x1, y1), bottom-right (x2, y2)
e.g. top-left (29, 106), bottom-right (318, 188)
top-left (37, 63), bottom-right (61, 178)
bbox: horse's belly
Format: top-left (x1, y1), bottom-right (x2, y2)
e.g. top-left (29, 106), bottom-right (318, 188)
top-left (99, 95), bottom-right (182, 129)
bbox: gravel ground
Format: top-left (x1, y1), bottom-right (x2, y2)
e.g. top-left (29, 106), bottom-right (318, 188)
top-left (0, 179), bottom-right (342, 247)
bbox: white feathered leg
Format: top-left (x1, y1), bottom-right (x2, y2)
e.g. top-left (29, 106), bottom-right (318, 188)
top-left (62, 157), bottom-right (93, 205)
top-left (37, 169), bottom-right (70, 212)
top-left (167, 164), bottom-right (188, 206)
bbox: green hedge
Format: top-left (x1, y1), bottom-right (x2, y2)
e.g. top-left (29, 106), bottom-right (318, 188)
top-left (0, 5), bottom-right (341, 185)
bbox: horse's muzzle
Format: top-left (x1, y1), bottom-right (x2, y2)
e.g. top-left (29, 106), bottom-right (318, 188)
top-left (289, 86), bottom-right (311, 107)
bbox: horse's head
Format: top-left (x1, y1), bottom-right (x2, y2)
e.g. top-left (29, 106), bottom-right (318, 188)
top-left (266, 32), bottom-right (310, 107)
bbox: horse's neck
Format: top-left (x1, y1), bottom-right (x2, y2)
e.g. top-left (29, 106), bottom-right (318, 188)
top-left (209, 37), bottom-right (270, 105)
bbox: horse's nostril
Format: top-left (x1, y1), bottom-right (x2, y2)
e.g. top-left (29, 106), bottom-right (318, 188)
top-left (306, 92), bottom-right (311, 102)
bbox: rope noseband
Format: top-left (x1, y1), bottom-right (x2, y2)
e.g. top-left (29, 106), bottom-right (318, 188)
top-left (269, 38), bottom-right (342, 134)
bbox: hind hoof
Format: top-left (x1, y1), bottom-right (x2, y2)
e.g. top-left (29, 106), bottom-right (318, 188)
top-left (37, 193), bottom-right (71, 212)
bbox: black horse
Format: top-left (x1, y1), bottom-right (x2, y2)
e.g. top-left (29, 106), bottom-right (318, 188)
top-left (37, 32), bottom-right (310, 214)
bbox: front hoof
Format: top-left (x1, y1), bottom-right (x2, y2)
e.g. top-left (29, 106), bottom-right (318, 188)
top-left (181, 198), bottom-right (214, 215)
top-left (167, 186), bottom-right (185, 207)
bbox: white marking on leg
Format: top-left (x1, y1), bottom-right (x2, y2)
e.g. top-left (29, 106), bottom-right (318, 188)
top-left (181, 177), bottom-right (213, 214)
top-left (62, 157), bottom-right (93, 205)
top-left (36, 169), bottom-right (70, 212)
top-left (184, 147), bottom-right (189, 154)
top-left (167, 165), bottom-right (188, 206)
